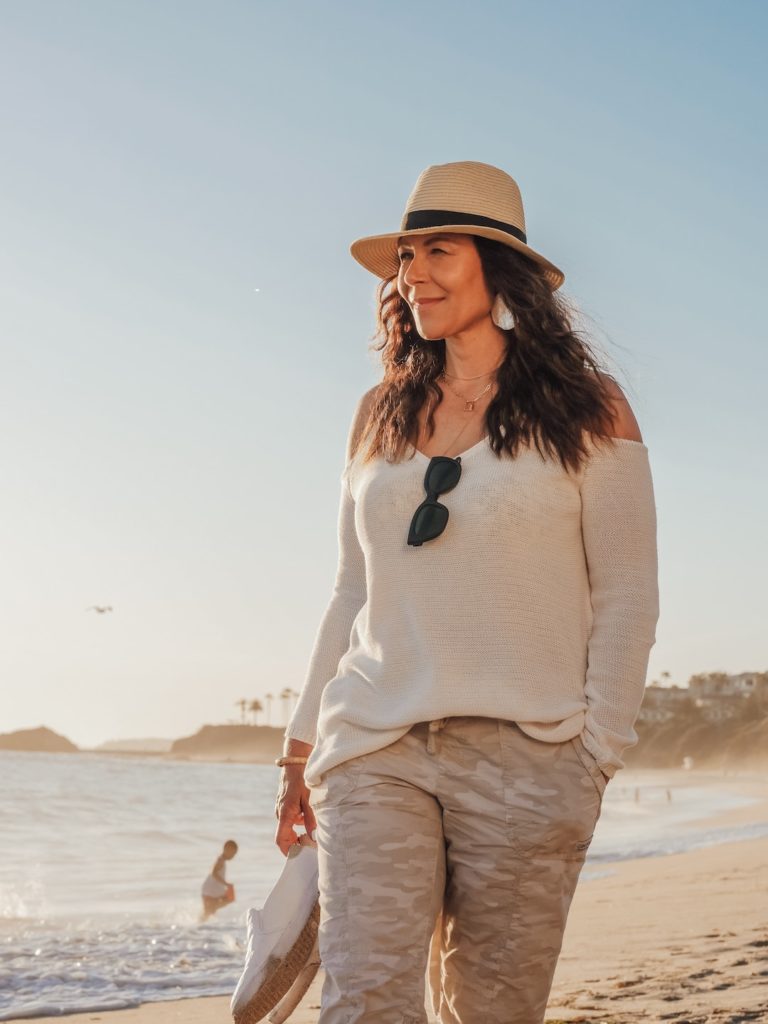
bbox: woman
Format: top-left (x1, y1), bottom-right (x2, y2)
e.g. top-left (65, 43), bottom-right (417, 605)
top-left (274, 161), bottom-right (659, 1024)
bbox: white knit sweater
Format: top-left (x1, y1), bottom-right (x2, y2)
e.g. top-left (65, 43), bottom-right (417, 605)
top-left (285, 431), bottom-right (660, 787)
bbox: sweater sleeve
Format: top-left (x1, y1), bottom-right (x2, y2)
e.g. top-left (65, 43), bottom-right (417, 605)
top-left (283, 467), bottom-right (367, 746)
top-left (579, 438), bottom-right (660, 778)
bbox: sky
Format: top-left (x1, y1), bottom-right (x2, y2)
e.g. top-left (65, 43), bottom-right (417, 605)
top-left (1, 1), bottom-right (766, 748)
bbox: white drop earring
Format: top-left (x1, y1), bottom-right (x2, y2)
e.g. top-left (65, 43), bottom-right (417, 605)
top-left (491, 293), bottom-right (516, 330)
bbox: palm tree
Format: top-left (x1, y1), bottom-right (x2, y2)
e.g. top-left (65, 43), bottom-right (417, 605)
top-left (235, 698), bottom-right (248, 725)
top-left (264, 693), bottom-right (273, 725)
top-left (249, 699), bottom-right (263, 726)
top-left (280, 687), bottom-right (293, 726)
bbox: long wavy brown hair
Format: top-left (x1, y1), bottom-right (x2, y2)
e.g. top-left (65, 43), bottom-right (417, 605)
top-left (351, 235), bottom-right (624, 476)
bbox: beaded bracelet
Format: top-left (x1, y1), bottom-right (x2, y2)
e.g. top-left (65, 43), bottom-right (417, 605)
top-left (275, 755), bottom-right (309, 767)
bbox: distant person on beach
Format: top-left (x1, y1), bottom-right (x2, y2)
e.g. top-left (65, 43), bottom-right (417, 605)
top-left (274, 161), bottom-right (659, 1023)
top-left (200, 839), bottom-right (238, 921)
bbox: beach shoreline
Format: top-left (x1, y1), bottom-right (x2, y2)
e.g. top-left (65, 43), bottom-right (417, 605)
top-left (6, 771), bottom-right (768, 1024)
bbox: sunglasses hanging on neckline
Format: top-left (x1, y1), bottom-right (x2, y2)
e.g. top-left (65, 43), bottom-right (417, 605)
top-left (407, 455), bottom-right (462, 546)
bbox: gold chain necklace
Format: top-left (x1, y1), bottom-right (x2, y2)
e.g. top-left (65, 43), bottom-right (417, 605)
top-left (438, 370), bottom-right (493, 411)
top-left (442, 368), bottom-right (497, 381)
top-left (419, 373), bottom-right (496, 457)
top-left (442, 358), bottom-right (505, 382)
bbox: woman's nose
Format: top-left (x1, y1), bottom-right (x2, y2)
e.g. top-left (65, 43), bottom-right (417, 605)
top-left (402, 254), bottom-right (428, 286)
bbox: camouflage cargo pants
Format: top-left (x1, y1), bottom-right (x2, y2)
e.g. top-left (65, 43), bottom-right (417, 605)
top-left (309, 715), bottom-right (608, 1024)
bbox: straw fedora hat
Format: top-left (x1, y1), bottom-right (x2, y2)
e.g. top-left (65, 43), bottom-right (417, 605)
top-left (349, 160), bottom-right (565, 291)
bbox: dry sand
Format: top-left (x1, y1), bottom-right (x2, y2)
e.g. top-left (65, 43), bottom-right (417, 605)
top-left (11, 773), bottom-right (768, 1024)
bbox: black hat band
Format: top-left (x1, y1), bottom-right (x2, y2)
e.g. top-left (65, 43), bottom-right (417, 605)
top-left (403, 208), bottom-right (527, 245)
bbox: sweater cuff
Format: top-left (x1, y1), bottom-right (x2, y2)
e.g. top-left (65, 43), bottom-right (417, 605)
top-left (283, 722), bottom-right (318, 748)
top-left (580, 728), bottom-right (618, 779)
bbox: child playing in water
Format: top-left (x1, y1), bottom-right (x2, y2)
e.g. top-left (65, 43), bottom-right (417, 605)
top-left (200, 839), bottom-right (238, 921)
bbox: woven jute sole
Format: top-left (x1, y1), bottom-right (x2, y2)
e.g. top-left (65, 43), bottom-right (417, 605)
top-left (266, 940), bottom-right (321, 1024)
top-left (233, 898), bottom-right (321, 1024)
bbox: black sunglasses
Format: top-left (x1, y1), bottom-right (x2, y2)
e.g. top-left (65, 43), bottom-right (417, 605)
top-left (407, 455), bottom-right (462, 546)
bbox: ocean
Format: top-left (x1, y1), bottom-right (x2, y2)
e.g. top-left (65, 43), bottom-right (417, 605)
top-left (2, 750), bottom-right (767, 1020)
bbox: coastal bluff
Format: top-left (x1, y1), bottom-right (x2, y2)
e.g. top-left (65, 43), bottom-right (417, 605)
top-left (170, 724), bottom-right (284, 763)
top-left (0, 726), bottom-right (79, 753)
top-left (629, 714), bottom-right (768, 772)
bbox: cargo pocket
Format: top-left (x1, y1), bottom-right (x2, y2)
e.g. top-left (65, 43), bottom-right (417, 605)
top-left (307, 758), bottom-right (363, 809)
top-left (498, 720), bottom-right (600, 862)
top-left (569, 734), bottom-right (609, 804)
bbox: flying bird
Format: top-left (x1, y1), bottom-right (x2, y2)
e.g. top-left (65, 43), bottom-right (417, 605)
top-left (85, 605), bottom-right (113, 614)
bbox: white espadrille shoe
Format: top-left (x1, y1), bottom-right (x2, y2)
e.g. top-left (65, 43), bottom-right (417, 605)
top-left (230, 834), bottom-right (320, 1024)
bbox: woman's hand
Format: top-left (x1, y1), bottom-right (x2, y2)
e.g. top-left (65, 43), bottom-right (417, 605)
top-left (275, 763), bottom-right (317, 856)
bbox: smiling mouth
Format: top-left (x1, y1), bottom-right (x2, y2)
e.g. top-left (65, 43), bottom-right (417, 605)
top-left (414, 298), bottom-right (444, 307)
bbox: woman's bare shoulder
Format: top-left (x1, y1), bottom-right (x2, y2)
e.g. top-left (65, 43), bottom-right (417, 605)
top-left (595, 372), bottom-right (644, 443)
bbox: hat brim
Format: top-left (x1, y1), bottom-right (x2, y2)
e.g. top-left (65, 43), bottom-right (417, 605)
top-left (349, 224), bottom-right (565, 291)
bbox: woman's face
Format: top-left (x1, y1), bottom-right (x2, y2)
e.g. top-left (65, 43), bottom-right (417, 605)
top-left (396, 232), bottom-right (494, 340)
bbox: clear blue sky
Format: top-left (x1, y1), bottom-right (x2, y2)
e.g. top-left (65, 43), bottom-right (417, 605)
top-left (1, 1), bottom-right (765, 747)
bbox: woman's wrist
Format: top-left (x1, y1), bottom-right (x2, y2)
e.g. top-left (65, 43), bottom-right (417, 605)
top-left (283, 738), bottom-right (314, 758)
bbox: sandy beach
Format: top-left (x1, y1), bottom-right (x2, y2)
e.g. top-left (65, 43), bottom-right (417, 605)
top-left (9, 772), bottom-right (768, 1024)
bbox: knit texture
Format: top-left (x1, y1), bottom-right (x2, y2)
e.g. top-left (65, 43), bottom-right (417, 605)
top-left (285, 432), bottom-right (659, 787)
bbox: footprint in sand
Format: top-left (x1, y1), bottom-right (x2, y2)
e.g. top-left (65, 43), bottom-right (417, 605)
top-left (612, 974), bottom-right (650, 989)
top-left (689, 968), bottom-right (717, 979)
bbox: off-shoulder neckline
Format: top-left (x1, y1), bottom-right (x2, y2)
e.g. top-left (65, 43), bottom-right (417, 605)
top-left (343, 434), bottom-right (648, 477)
top-left (592, 437), bottom-right (648, 450)
top-left (409, 435), bottom-right (648, 462)
top-left (408, 435), bottom-right (490, 462)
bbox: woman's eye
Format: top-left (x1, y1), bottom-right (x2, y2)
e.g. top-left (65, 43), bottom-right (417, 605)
top-left (398, 248), bottom-right (446, 262)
